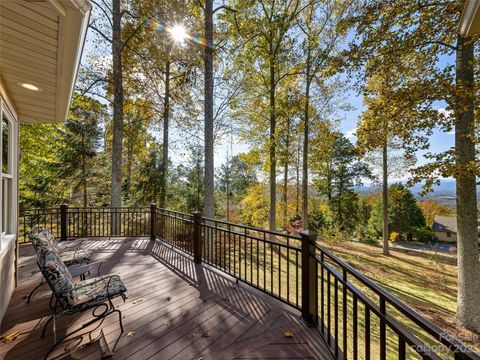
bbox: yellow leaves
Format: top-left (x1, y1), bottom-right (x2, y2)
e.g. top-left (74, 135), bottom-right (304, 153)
top-left (132, 298), bottom-right (143, 305)
top-left (1, 331), bottom-right (21, 343)
top-left (192, 330), bottom-right (213, 337)
top-left (127, 331), bottom-right (136, 337)
top-left (283, 330), bottom-right (294, 338)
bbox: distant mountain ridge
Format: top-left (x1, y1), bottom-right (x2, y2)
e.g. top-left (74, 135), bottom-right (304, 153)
top-left (355, 179), bottom-right (480, 209)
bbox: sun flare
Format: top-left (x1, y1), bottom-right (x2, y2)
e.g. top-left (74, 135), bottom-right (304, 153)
top-left (169, 24), bottom-right (187, 43)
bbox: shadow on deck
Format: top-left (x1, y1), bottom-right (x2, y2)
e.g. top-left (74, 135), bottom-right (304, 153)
top-left (0, 238), bottom-right (333, 360)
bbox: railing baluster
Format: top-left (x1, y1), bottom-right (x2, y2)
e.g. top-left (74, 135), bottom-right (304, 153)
top-left (380, 297), bottom-right (386, 360)
top-left (321, 252), bottom-right (325, 334)
top-left (334, 277), bottom-right (339, 358)
top-left (365, 306), bottom-right (370, 360)
top-left (398, 337), bottom-right (406, 360)
top-left (343, 269), bottom-right (348, 359)
top-left (353, 295), bottom-right (358, 360)
top-left (328, 271), bottom-right (331, 346)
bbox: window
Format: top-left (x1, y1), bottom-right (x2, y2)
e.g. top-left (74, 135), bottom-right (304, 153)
top-left (1, 113), bottom-right (13, 237)
top-left (2, 118), bottom-right (9, 174)
top-left (446, 232), bottom-right (451, 238)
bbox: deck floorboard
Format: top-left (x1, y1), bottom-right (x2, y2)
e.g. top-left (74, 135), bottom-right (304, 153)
top-left (1, 238), bottom-right (333, 360)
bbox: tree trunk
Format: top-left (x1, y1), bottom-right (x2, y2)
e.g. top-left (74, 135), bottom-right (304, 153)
top-left (283, 117), bottom-right (290, 228)
top-left (110, 0), bottom-right (123, 235)
top-left (454, 35), bottom-right (480, 332)
top-left (160, 59), bottom-right (170, 209)
top-left (269, 57), bottom-right (277, 233)
top-left (204, 0), bottom-right (215, 218)
top-left (295, 138), bottom-right (300, 216)
top-left (82, 152), bottom-right (87, 208)
top-left (125, 135), bottom-right (133, 201)
top-left (226, 181), bottom-right (230, 222)
top-left (382, 141), bottom-right (389, 255)
top-left (302, 45), bottom-right (311, 229)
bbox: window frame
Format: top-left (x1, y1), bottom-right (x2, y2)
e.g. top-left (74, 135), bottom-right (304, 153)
top-left (1, 100), bottom-right (16, 239)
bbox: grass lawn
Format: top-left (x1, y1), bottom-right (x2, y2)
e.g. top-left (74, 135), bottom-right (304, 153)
top-left (320, 240), bottom-right (479, 354)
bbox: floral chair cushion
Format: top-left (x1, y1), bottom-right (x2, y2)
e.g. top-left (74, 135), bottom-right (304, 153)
top-left (59, 250), bottom-right (94, 265)
top-left (29, 227), bottom-right (93, 265)
top-left (75, 275), bottom-right (127, 309)
top-left (40, 251), bottom-right (126, 309)
top-left (39, 251), bottom-right (77, 306)
top-left (29, 227), bottom-right (61, 254)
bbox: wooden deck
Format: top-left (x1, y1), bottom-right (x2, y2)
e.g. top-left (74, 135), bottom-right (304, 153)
top-left (1, 238), bottom-right (333, 360)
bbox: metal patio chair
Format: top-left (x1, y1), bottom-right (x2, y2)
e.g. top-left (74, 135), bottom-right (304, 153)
top-left (27, 227), bottom-right (95, 303)
top-left (38, 250), bottom-right (127, 360)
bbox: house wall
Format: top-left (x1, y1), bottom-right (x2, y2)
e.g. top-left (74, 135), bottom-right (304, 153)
top-left (0, 235), bottom-right (16, 320)
top-left (0, 82), bottom-right (19, 324)
top-left (434, 231), bottom-right (457, 243)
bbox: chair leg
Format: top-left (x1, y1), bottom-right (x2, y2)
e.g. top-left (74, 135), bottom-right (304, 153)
top-left (113, 308), bottom-right (124, 333)
top-left (48, 294), bottom-right (56, 310)
top-left (52, 313), bottom-right (56, 345)
top-left (41, 315), bottom-right (54, 338)
top-left (42, 306), bottom-right (118, 360)
top-left (27, 279), bottom-right (46, 303)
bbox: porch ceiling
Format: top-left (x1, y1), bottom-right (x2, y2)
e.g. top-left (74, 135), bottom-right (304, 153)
top-left (0, 0), bottom-right (90, 123)
top-left (459, 0), bottom-right (480, 36)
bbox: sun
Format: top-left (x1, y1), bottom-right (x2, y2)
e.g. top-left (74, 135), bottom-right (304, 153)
top-left (169, 24), bottom-right (187, 43)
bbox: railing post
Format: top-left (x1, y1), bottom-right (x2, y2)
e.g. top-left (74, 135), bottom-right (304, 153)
top-left (60, 204), bottom-right (68, 241)
top-left (301, 229), bottom-right (317, 326)
top-left (150, 204), bottom-right (156, 241)
top-left (193, 211), bottom-right (202, 264)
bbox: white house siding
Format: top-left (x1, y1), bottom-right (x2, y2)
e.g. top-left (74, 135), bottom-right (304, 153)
top-left (0, 235), bottom-right (16, 321)
top-left (0, 84), bottom-right (19, 324)
top-left (434, 231), bottom-right (457, 243)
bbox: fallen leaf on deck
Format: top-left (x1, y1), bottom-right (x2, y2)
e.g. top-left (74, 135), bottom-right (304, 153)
top-left (1, 331), bottom-right (21, 343)
top-left (126, 331), bottom-right (136, 337)
top-left (202, 331), bottom-right (213, 337)
top-left (283, 331), bottom-right (294, 338)
top-left (166, 296), bottom-right (171, 301)
top-left (132, 299), bottom-right (143, 304)
top-left (23, 295), bottom-right (29, 300)
top-left (102, 351), bottom-right (114, 358)
top-left (163, 321), bottom-right (170, 326)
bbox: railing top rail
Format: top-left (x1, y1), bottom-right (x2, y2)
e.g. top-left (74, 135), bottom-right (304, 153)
top-left (67, 206), bottom-right (150, 210)
top-left (201, 216), bottom-right (301, 240)
top-left (201, 221), bottom-right (302, 250)
top-left (20, 208), bottom-right (59, 213)
top-left (314, 242), bottom-right (480, 357)
top-left (155, 208), bottom-right (194, 218)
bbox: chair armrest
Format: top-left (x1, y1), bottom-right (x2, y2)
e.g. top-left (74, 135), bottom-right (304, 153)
top-left (68, 261), bottom-right (107, 278)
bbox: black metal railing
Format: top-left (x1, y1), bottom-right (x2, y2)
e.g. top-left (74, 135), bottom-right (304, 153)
top-left (309, 241), bottom-right (480, 360)
top-left (18, 205), bottom-right (480, 359)
top-left (19, 207), bottom-right (62, 242)
top-left (153, 207), bottom-right (194, 255)
top-left (199, 216), bottom-right (302, 309)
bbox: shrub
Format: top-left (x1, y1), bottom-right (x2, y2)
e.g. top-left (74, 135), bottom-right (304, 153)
top-left (320, 227), bottom-right (349, 245)
top-left (361, 236), bottom-right (380, 246)
top-left (390, 231), bottom-right (400, 243)
top-left (411, 227), bottom-right (435, 243)
top-left (309, 210), bottom-right (327, 233)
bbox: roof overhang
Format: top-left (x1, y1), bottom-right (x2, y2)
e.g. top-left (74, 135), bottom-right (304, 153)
top-left (459, 0), bottom-right (480, 36)
top-left (0, 0), bottom-right (91, 123)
